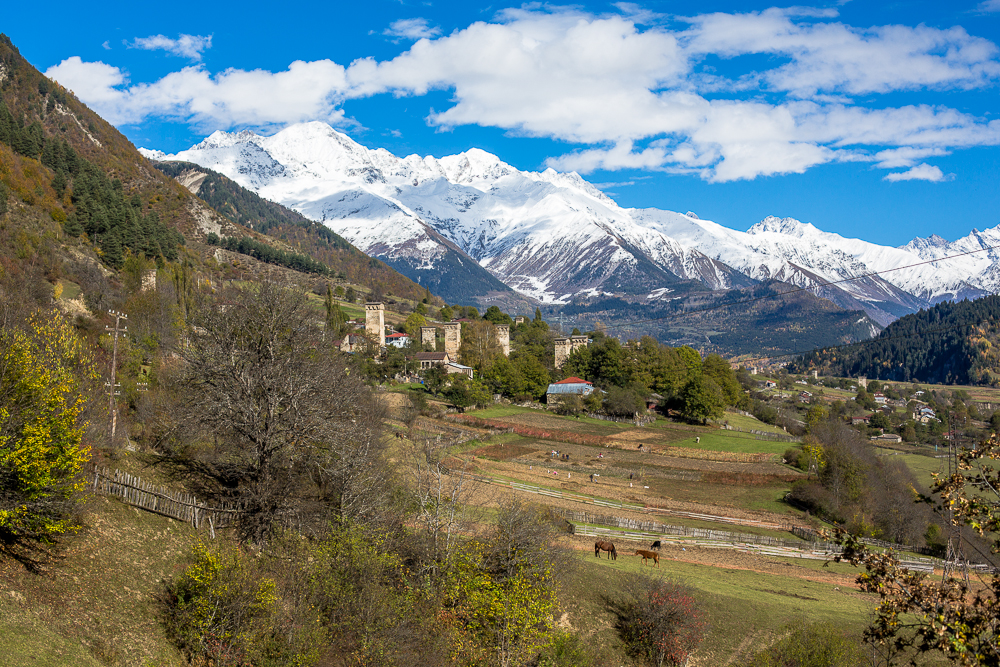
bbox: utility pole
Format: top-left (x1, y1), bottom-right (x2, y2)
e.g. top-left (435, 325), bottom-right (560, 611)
top-left (106, 311), bottom-right (127, 446)
top-left (942, 410), bottom-right (969, 585)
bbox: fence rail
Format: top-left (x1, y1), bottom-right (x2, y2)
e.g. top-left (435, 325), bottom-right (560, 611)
top-left (91, 468), bottom-right (236, 536)
top-left (720, 423), bottom-right (800, 443)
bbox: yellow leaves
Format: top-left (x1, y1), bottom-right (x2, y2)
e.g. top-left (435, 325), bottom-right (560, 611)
top-left (0, 309), bottom-right (92, 539)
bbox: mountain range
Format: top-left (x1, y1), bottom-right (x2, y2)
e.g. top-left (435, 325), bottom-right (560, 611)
top-left (142, 121), bottom-right (998, 327)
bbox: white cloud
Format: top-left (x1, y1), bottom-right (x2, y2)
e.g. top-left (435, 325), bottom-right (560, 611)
top-left (872, 147), bottom-right (950, 169)
top-left (681, 9), bottom-right (1000, 97)
top-left (49, 6), bottom-right (1000, 182)
top-left (383, 18), bottom-right (441, 41)
top-left (977, 0), bottom-right (1000, 12)
top-left (883, 164), bottom-right (948, 182)
top-left (102, 41), bottom-right (110, 50)
top-left (45, 58), bottom-right (348, 128)
top-left (128, 34), bottom-right (213, 60)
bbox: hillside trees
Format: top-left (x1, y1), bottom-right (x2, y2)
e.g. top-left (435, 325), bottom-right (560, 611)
top-left (839, 434), bottom-right (1000, 666)
top-left (0, 309), bottom-right (96, 545)
top-left (159, 281), bottom-right (390, 545)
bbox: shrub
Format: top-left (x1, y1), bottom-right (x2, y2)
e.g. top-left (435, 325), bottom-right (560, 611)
top-left (613, 576), bottom-right (706, 667)
top-left (738, 623), bottom-right (867, 666)
top-left (0, 310), bottom-right (95, 545)
top-left (165, 542), bottom-right (323, 667)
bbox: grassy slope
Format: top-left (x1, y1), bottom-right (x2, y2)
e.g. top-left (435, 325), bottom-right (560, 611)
top-left (0, 471), bottom-right (201, 667)
top-left (558, 550), bottom-right (870, 665)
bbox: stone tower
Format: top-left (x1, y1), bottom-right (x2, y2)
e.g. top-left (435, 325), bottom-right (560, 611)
top-left (444, 322), bottom-right (461, 359)
top-left (365, 302), bottom-right (385, 346)
top-left (420, 326), bottom-right (437, 350)
top-left (570, 335), bottom-right (589, 355)
top-left (496, 324), bottom-right (510, 357)
top-left (857, 376), bottom-right (868, 389)
top-left (554, 337), bottom-right (571, 369)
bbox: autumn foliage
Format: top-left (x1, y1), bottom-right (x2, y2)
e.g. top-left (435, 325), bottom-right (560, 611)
top-left (0, 310), bottom-right (95, 543)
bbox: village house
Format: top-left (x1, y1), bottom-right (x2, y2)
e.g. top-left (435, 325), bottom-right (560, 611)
top-left (385, 332), bottom-right (410, 348)
top-left (545, 377), bottom-right (595, 410)
top-left (850, 415), bottom-right (870, 426)
top-left (914, 406), bottom-right (939, 424)
top-left (874, 393), bottom-right (887, 405)
top-left (798, 391), bottom-right (813, 403)
top-left (415, 351), bottom-right (451, 370)
top-left (764, 380), bottom-right (777, 389)
top-left (871, 433), bottom-right (903, 444)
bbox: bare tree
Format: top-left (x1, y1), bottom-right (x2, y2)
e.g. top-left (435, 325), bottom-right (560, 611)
top-left (409, 435), bottom-right (474, 576)
top-left (162, 280), bottom-right (391, 545)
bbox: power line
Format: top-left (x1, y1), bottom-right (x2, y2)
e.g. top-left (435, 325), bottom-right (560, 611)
top-left (599, 243), bottom-right (998, 332)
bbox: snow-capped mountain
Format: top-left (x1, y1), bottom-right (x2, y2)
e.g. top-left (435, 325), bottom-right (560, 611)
top-left (143, 121), bottom-right (997, 322)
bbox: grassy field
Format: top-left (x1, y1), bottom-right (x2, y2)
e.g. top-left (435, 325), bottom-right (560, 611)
top-left (883, 449), bottom-right (948, 490)
top-left (718, 411), bottom-right (789, 435)
top-left (557, 549), bottom-right (871, 665)
top-left (668, 431), bottom-right (791, 455)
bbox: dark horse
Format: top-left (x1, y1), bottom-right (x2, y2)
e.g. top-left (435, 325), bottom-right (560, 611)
top-left (594, 540), bottom-right (617, 560)
top-left (650, 540), bottom-right (662, 550)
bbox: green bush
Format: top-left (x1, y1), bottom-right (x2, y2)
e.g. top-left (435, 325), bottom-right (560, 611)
top-left (739, 623), bottom-right (867, 667)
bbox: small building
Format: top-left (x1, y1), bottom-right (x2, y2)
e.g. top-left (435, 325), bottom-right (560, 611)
top-left (385, 332), bottom-right (410, 349)
top-left (335, 334), bottom-right (365, 354)
top-left (444, 361), bottom-right (474, 378)
top-left (871, 433), bottom-right (903, 444)
top-left (764, 380), bottom-right (777, 389)
top-left (798, 391), bottom-right (813, 403)
top-left (545, 377), bottom-right (595, 409)
top-left (514, 316), bottom-right (527, 325)
top-left (415, 351), bottom-right (451, 370)
top-left (874, 393), bottom-right (887, 405)
top-left (850, 415), bottom-right (870, 426)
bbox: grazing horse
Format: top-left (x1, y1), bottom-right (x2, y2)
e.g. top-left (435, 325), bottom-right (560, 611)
top-left (635, 549), bottom-right (660, 567)
top-left (595, 540), bottom-right (617, 560)
top-left (650, 540), bottom-right (662, 550)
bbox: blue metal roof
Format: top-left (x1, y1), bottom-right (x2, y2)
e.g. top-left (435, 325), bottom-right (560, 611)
top-left (546, 383), bottom-right (594, 396)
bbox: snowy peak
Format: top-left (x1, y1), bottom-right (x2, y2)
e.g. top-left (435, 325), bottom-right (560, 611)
top-left (438, 148), bottom-right (515, 184)
top-left (747, 216), bottom-right (820, 238)
top-left (148, 120), bottom-right (1000, 316)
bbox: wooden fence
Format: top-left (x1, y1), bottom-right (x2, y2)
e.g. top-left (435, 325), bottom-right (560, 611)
top-left (720, 423), bottom-right (800, 443)
top-left (91, 468), bottom-right (237, 536)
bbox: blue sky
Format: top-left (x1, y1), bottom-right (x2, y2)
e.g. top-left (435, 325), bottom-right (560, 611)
top-left (6, 0), bottom-right (1000, 246)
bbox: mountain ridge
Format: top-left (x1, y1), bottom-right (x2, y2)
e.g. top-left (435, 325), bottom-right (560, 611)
top-left (144, 121), bottom-right (998, 325)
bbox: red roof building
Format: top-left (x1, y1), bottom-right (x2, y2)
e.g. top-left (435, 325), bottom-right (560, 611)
top-left (554, 376), bottom-right (593, 385)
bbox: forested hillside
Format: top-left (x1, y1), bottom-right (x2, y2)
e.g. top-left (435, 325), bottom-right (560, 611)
top-left (794, 295), bottom-right (1000, 385)
top-left (555, 280), bottom-right (880, 358)
top-left (153, 161), bottom-right (434, 302)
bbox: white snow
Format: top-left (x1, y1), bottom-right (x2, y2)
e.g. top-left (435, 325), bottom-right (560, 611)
top-left (152, 121), bottom-right (998, 314)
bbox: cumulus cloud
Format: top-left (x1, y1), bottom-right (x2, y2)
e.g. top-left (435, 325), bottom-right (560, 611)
top-left (47, 5), bottom-right (1000, 182)
top-left (883, 164), bottom-right (948, 181)
top-left (681, 9), bottom-right (1000, 96)
top-left (383, 18), bottom-right (441, 41)
top-left (127, 34), bottom-right (213, 60)
top-left (46, 58), bottom-right (348, 128)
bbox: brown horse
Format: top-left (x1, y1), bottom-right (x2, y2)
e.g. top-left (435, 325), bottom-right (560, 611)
top-left (635, 549), bottom-right (659, 567)
top-left (595, 540), bottom-right (617, 560)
